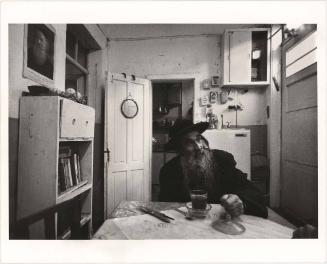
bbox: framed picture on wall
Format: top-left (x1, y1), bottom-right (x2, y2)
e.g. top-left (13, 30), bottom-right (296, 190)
top-left (209, 91), bottom-right (218, 103)
top-left (23, 24), bottom-right (55, 88)
top-left (211, 75), bottom-right (220, 87)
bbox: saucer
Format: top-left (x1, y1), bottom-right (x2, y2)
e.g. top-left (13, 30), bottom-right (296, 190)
top-left (186, 202), bottom-right (212, 218)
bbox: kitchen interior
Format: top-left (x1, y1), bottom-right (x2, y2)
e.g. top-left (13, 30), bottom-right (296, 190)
top-left (8, 21), bottom-right (318, 242)
top-left (114, 24), bottom-right (316, 228)
top-left (152, 79), bottom-right (194, 200)
top-left (151, 28), bottom-right (270, 203)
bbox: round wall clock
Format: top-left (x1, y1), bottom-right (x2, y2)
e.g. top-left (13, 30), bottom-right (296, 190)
top-left (121, 98), bottom-right (139, 119)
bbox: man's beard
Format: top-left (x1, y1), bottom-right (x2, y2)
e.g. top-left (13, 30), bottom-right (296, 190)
top-left (181, 149), bottom-right (214, 190)
top-left (32, 47), bottom-right (48, 65)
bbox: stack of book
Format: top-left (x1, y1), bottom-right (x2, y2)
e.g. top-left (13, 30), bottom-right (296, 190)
top-left (58, 147), bottom-right (83, 194)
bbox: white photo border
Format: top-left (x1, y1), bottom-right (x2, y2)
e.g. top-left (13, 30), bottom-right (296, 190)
top-left (1, 1), bottom-right (326, 263)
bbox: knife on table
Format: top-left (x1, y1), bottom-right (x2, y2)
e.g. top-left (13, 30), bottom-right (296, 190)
top-left (138, 206), bottom-right (174, 223)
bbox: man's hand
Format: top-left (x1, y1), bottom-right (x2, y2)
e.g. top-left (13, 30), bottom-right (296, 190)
top-left (292, 224), bottom-right (317, 239)
top-left (220, 194), bottom-right (244, 218)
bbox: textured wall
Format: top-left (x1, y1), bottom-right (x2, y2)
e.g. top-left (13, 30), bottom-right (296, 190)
top-left (108, 34), bottom-right (267, 126)
top-left (9, 24), bottom-right (67, 118)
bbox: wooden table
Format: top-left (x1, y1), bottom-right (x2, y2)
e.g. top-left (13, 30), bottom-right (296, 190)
top-left (93, 201), bottom-right (296, 239)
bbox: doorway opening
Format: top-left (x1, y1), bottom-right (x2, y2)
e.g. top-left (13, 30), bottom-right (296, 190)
top-left (151, 79), bottom-right (194, 201)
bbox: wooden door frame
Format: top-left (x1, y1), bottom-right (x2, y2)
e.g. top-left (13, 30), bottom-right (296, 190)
top-left (268, 25), bottom-right (283, 208)
top-left (104, 72), bottom-right (152, 218)
top-left (146, 73), bottom-right (197, 200)
top-left (146, 73), bottom-right (199, 122)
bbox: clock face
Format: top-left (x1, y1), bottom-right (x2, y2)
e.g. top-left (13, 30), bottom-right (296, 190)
top-left (121, 98), bottom-right (139, 119)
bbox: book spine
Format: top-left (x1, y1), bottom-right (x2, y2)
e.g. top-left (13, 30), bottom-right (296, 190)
top-left (58, 158), bottom-right (66, 193)
top-left (77, 155), bottom-right (82, 182)
top-left (67, 158), bottom-right (73, 187)
top-left (63, 158), bottom-right (71, 188)
top-left (63, 158), bottom-right (67, 188)
top-left (70, 154), bottom-right (78, 185)
top-left (74, 154), bottom-right (80, 184)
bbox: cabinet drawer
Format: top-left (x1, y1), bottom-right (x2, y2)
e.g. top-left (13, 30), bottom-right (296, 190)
top-left (60, 99), bottom-right (95, 139)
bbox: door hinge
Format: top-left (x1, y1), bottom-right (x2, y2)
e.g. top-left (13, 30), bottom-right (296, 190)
top-left (104, 148), bottom-right (110, 162)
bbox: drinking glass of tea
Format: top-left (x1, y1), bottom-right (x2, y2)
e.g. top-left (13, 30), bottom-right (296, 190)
top-left (186, 189), bottom-right (212, 218)
top-left (190, 189), bottom-right (208, 209)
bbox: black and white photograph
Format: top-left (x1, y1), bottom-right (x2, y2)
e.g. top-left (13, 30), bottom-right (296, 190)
top-left (1, 1), bottom-right (327, 263)
top-left (23, 24), bottom-right (55, 87)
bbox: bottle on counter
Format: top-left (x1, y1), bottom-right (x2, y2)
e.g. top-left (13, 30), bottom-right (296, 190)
top-left (206, 105), bottom-right (218, 129)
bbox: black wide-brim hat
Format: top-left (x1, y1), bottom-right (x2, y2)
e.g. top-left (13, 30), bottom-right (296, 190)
top-left (165, 119), bottom-right (209, 151)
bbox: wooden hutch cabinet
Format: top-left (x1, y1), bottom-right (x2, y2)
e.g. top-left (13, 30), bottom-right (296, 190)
top-left (17, 96), bottom-right (95, 239)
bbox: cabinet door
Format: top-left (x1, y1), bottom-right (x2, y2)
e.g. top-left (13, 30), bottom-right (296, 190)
top-left (225, 31), bottom-right (252, 84)
top-left (232, 132), bottom-right (251, 179)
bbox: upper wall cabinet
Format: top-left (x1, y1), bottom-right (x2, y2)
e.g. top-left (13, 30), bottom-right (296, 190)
top-left (222, 28), bottom-right (271, 87)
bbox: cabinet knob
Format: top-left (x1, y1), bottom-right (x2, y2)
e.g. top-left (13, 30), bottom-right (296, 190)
top-left (85, 120), bottom-right (89, 125)
top-left (72, 118), bottom-right (76, 125)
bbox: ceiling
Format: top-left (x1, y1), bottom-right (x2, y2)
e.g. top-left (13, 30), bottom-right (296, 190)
top-left (99, 24), bottom-right (269, 40)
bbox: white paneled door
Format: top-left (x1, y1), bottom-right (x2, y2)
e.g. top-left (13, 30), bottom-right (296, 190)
top-left (104, 73), bottom-right (151, 218)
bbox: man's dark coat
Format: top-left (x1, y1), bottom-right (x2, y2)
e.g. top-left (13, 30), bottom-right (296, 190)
top-left (159, 149), bottom-right (268, 218)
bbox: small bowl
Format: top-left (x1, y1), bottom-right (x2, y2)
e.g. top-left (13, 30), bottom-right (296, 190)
top-left (186, 202), bottom-right (212, 218)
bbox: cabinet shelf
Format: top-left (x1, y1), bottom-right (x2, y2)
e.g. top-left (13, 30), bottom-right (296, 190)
top-left (80, 213), bottom-right (92, 226)
top-left (57, 181), bottom-right (91, 204)
top-left (221, 81), bottom-right (270, 87)
top-left (59, 213), bottom-right (92, 239)
top-left (59, 137), bottom-right (93, 142)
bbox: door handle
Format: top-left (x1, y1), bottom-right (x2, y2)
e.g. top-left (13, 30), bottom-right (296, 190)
top-left (235, 133), bottom-right (247, 137)
top-left (104, 148), bottom-right (110, 162)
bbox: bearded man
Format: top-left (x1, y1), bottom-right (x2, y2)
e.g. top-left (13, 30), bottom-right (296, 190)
top-left (159, 119), bottom-right (268, 218)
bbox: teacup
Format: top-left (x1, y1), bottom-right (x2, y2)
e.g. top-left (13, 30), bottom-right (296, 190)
top-left (190, 189), bottom-right (208, 210)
